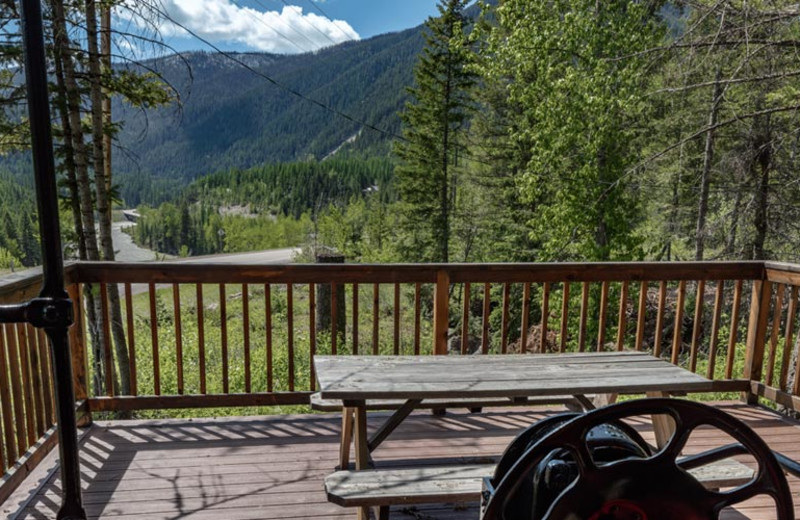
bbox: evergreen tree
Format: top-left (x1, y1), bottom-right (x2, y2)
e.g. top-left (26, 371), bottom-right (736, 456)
top-left (481, 0), bottom-right (664, 261)
top-left (394, 0), bottom-right (476, 262)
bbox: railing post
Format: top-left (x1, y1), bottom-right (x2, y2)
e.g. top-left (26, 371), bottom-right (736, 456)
top-left (67, 283), bottom-right (90, 426)
top-left (743, 279), bottom-right (772, 404)
top-left (433, 270), bottom-right (449, 355)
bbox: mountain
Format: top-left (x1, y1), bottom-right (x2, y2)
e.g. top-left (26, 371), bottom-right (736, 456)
top-left (114, 27), bottom-right (424, 191)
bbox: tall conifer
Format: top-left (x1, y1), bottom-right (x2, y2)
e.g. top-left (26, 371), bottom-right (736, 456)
top-left (395, 0), bottom-right (475, 262)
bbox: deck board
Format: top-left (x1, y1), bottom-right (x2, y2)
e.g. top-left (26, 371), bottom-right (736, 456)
top-left (3, 402), bottom-right (800, 519)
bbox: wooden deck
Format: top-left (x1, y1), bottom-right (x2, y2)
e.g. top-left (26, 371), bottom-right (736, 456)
top-left (3, 402), bottom-right (800, 519)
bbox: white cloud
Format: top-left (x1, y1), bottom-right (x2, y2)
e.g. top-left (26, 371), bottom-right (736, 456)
top-left (122, 0), bottom-right (359, 54)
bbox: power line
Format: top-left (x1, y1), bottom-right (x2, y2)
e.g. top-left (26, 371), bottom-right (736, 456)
top-left (250, 0), bottom-right (324, 49)
top-left (151, 3), bottom-right (405, 143)
top-left (300, 0), bottom-right (355, 42)
top-left (255, 0), bottom-right (350, 48)
top-left (228, 0), bottom-right (312, 54)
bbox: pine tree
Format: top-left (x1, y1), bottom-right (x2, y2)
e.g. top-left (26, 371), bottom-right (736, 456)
top-left (394, 0), bottom-right (476, 263)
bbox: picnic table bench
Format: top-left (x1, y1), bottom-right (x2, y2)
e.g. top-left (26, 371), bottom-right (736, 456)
top-left (325, 459), bottom-right (755, 518)
top-left (314, 352), bottom-right (722, 519)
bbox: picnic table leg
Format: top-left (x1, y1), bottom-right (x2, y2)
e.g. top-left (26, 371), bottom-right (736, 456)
top-left (646, 391), bottom-right (675, 449)
top-left (339, 407), bottom-right (354, 469)
top-left (353, 404), bottom-right (372, 520)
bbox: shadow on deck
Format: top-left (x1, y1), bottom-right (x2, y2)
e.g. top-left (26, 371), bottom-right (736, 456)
top-left (4, 402), bottom-right (800, 519)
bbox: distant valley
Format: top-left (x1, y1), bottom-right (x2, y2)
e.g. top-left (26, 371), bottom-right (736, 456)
top-left (112, 26), bottom-right (423, 204)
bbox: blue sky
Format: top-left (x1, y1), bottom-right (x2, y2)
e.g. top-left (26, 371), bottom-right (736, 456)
top-left (116, 1), bottom-right (441, 56)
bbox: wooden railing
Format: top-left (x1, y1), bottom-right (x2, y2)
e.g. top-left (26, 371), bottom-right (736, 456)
top-left (0, 269), bottom-right (60, 505)
top-left (750, 262), bottom-right (800, 410)
top-left (5, 260), bottom-right (800, 503)
top-left (68, 261), bottom-right (781, 413)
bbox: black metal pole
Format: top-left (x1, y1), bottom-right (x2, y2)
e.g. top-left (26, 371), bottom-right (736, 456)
top-left (18, 1), bottom-right (87, 518)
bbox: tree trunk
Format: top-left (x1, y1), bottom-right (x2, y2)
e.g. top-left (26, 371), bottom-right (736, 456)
top-left (50, 0), bottom-right (107, 397)
top-left (86, 0), bottom-right (131, 395)
top-left (52, 44), bottom-right (85, 262)
top-left (725, 185), bottom-right (743, 258)
top-left (695, 68), bottom-right (723, 261)
top-left (439, 67), bottom-right (452, 263)
top-left (750, 113), bottom-right (772, 261)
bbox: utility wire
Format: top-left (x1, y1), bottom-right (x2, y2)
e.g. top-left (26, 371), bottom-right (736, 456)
top-left (254, 0), bottom-right (349, 48)
top-left (151, 3), bottom-right (406, 143)
top-left (250, 0), bottom-right (322, 50)
top-left (229, 0), bottom-right (312, 54)
top-left (300, 0), bottom-right (354, 42)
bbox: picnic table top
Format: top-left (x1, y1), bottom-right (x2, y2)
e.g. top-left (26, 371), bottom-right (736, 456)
top-left (314, 351), bottom-right (715, 401)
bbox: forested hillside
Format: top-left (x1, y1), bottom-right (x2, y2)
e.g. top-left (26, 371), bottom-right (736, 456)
top-left (133, 157), bottom-right (394, 256)
top-left (113, 28), bottom-right (422, 201)
top-left (0, 173), bottom-right (39, 269)
top-left (130, 0), bottom-right (800, 267)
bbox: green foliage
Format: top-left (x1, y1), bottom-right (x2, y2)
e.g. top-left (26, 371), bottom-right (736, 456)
top-left (479, 0), bottom-right (664, 261)
top-left (0, 174), bottom-right (39, 267)
top-left (394, 0), bottom-right (477, 263)
top-left (133, 157), bottom-right (395, 256)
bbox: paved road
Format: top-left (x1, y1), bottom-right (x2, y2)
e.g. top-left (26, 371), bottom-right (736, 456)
top-left (174, 248), bottom-right (300, 264)
top-left (113, 222), bottom-right (299, 264)
top-left (113, 222), bottom-right (161, 262)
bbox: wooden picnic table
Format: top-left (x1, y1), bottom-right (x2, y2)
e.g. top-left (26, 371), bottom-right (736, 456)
top-left (314, 351), bottom-right (716, 519)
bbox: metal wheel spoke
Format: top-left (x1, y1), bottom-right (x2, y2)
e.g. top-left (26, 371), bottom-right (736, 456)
top-left (713, 482), bottom-right (763, 509)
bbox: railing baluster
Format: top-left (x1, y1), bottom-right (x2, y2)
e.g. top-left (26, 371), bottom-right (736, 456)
top-left (461, 282), bottom-right (471, 355)
top-left (100, 283), bottom-right (113, 395)
top-left (671, 281), bottom-right (687, 365)
top-left (579, 282), bottom-right (589, 352)
top-left (501, 283), bottom-right (510, 354)
top-left (635, 281), bottom-right (647, 351)
top-left (780, 286), bottom-right (798, 391)
top-left (124, 283), bottom-right (137, 396)
top-left (309, 283), bottom-right (316, 391)
top-left (352, 283), bottom-right (359, 355)
top-left (37, 328), bottom-right (54, 425)
top-left (394, 283), bottom-right (400, 355)
top-left (67, 283), bottom-right (88, 404)
top-left (242, 284), bottom-right (250, 394)
top-left (149, 283), bottom-right (160, 395)
top-left (265, 284), bottom-right (273, 392)
top-left (540, 282), bottom-right (550, 353)
top-left (689, 280), bottom-right (705, 372)
top-left (16, 324), bottom-right (35, 447)
top-left (27, 325), bottom-right (45, 437)
top-left (36, 329), bottom-right (56, 430)
top-left (559, 282), bottom-right (569, 353)
top-left (372, 283), bottom-right (379, 355)
top-left (793, 306), bottom-right (800, 395)
top-left (654, 281), bottom-right (667, 357)
top-left (726, 280), bottom-right (743, 379)
top-left (173, 284), bottom-right (184, 395)
top-left (18, 326), bottom-right (34, 442)
top-left (220, 283), bottom-right (228, 394)
top-left (331, 282), bottom-right (338, 355)
top-left (744, 279), bottom-right (773, 393)
top-left (287, 283), bottom-right (294, 391)
top-left (433, 271), bottom-right (449, 355)
top-left (616, 281), bottom-right (628, 351)
top-left (0, 396), bottom-right (4, 472)
top-left (597, 281), bottom-right (609, 352)
top-left (521, 283), bottom-right (530, 352)
top-left (482, 283), bottom-right (491, 355)
top-left (0, 325), bottom-right (15, 462)
top-left (707, 281), bottom-right (724, 379)
top-left (196, 284), bottom-right (206, 394)
top-left (765, 284), bottom-right (784, 386)
top-left (415, 283), bottom-right (422, 355)
top-left (5, 324), bottom-right (26, 456)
